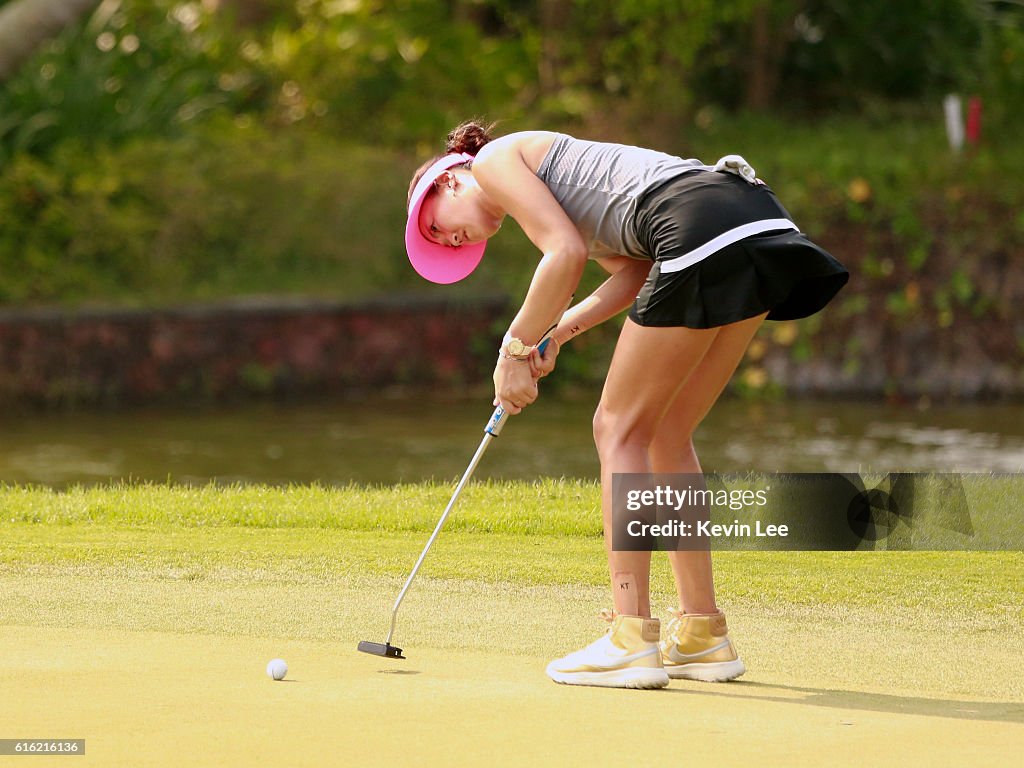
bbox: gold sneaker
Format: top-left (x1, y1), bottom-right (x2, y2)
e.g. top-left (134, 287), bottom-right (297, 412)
top-left (660, 609), bottom-right (746, 682)
top-left (546, 613), bottom-right (670, 690)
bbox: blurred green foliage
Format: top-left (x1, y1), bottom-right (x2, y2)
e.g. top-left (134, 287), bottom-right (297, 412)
top-left (0, 1), bottom-right (259, 161)
top-left (2, 0), bottom-right (1021, 159)
top-left (0, 0), bottom-right (1022, 395)
top-left (0, 121), bottom-right (423, 303)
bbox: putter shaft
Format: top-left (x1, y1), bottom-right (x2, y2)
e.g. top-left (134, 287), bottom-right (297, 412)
top-left (385, 430), bottom-right (494, 644)
top-left (374, 325), bottom-right (564, 653)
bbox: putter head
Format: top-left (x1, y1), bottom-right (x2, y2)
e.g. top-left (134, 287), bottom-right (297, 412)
top-left (358, 640), bottom-right (405, 659)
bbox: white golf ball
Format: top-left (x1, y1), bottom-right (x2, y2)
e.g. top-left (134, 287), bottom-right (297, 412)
top-left (266, 658), bottom-right (288, 680)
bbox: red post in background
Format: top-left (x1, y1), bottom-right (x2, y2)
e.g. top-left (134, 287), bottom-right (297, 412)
top-left (966, 96), bottom-right (983, 146)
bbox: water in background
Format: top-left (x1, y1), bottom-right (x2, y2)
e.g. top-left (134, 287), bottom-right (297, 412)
top-left (0, 395), bottom-right (1022, 487)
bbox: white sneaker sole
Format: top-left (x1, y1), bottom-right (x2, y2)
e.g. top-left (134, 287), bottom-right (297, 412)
top-left (546, 665), bottom-right (670, 690)
top-left (664, 658), bottom-right (746, 682)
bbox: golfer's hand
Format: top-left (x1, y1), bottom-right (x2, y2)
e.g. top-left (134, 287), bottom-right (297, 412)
top-left (493, 356), bottom-right (539, 415)
top-left (529, 338), bottom-right (560, 379)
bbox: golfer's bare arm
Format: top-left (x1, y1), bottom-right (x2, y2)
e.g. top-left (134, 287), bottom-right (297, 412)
top-left (549, 256), bottom-right (650, 346)
top-left (473, 138), bottom-right (588, 345)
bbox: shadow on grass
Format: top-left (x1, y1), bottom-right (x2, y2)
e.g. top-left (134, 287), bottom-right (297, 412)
top-left (665, 681), bottom-right (1024, 723)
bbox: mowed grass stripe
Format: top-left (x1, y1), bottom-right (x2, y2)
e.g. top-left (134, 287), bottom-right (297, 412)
top-left (2, 476), bottom-right (1019, 548)
top-left (0, 480), bottom-right (599, 534)
top-left (1, 524), bottom-right (1021, 621)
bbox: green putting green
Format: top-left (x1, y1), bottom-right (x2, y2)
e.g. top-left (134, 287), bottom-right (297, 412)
top-left (1, 485), bottom-right (1022, 766)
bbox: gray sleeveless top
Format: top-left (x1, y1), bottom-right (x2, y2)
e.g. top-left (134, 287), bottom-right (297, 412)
top-left (536, 133), bottom-right (712, 260)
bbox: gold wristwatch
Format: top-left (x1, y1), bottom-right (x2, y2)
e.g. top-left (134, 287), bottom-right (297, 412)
top-left (500, 336), bottom-right (534, 360)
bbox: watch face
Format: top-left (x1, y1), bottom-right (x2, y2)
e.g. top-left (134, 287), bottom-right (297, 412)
top-left (507, 339), bottom-right (528, 356)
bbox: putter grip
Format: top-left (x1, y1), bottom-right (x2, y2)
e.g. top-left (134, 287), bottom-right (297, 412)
top-left (485, 337), bottom-right (553, 437)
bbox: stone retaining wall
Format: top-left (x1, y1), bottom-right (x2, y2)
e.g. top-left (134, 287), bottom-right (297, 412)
top-left (0, 296), bottom-right (509, 408)
top-left (0, 294), bottom-right (1021, 409)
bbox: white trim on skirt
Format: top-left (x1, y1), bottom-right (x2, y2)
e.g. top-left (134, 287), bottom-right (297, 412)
top-left (658, 218), bottom-right (800, 274)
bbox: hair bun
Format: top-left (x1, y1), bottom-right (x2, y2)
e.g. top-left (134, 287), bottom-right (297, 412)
top-left (445, 120), bottom-right (496, 156)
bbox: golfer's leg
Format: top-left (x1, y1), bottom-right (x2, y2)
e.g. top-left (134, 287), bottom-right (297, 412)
top-left (594, 318), bottom-right (720, 618)
top-left (648, 313), bottom-right (767, 612)
top-left (640, 313), bottom-right (765, 682)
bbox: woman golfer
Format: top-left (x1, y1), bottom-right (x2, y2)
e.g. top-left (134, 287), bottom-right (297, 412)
top-left (405, 122), bottom-right (848, 689)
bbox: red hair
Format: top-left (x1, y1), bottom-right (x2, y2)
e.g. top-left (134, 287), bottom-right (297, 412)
top-left (407, 120), bottom-right (497, 206)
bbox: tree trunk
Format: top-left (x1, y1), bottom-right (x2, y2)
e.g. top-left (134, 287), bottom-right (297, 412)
top-left (538, 0), bottom-right (572, 99)
top-left (206, 0), bottom-right (275, 29)
top-left (744, 1), bottom-right (796, 111)
top-left (0, 0), bottom-right (101, 81)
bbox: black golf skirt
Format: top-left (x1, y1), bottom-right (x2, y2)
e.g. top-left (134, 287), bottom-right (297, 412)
top-left (628, 171), bottom-right (849, 329)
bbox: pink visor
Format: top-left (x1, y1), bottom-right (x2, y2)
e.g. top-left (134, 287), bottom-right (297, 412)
top-left (405, 152), bottom-right (487, 284)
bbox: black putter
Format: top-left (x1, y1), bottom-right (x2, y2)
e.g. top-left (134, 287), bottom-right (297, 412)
top-left (357, 640), bottom-right (405, 659)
